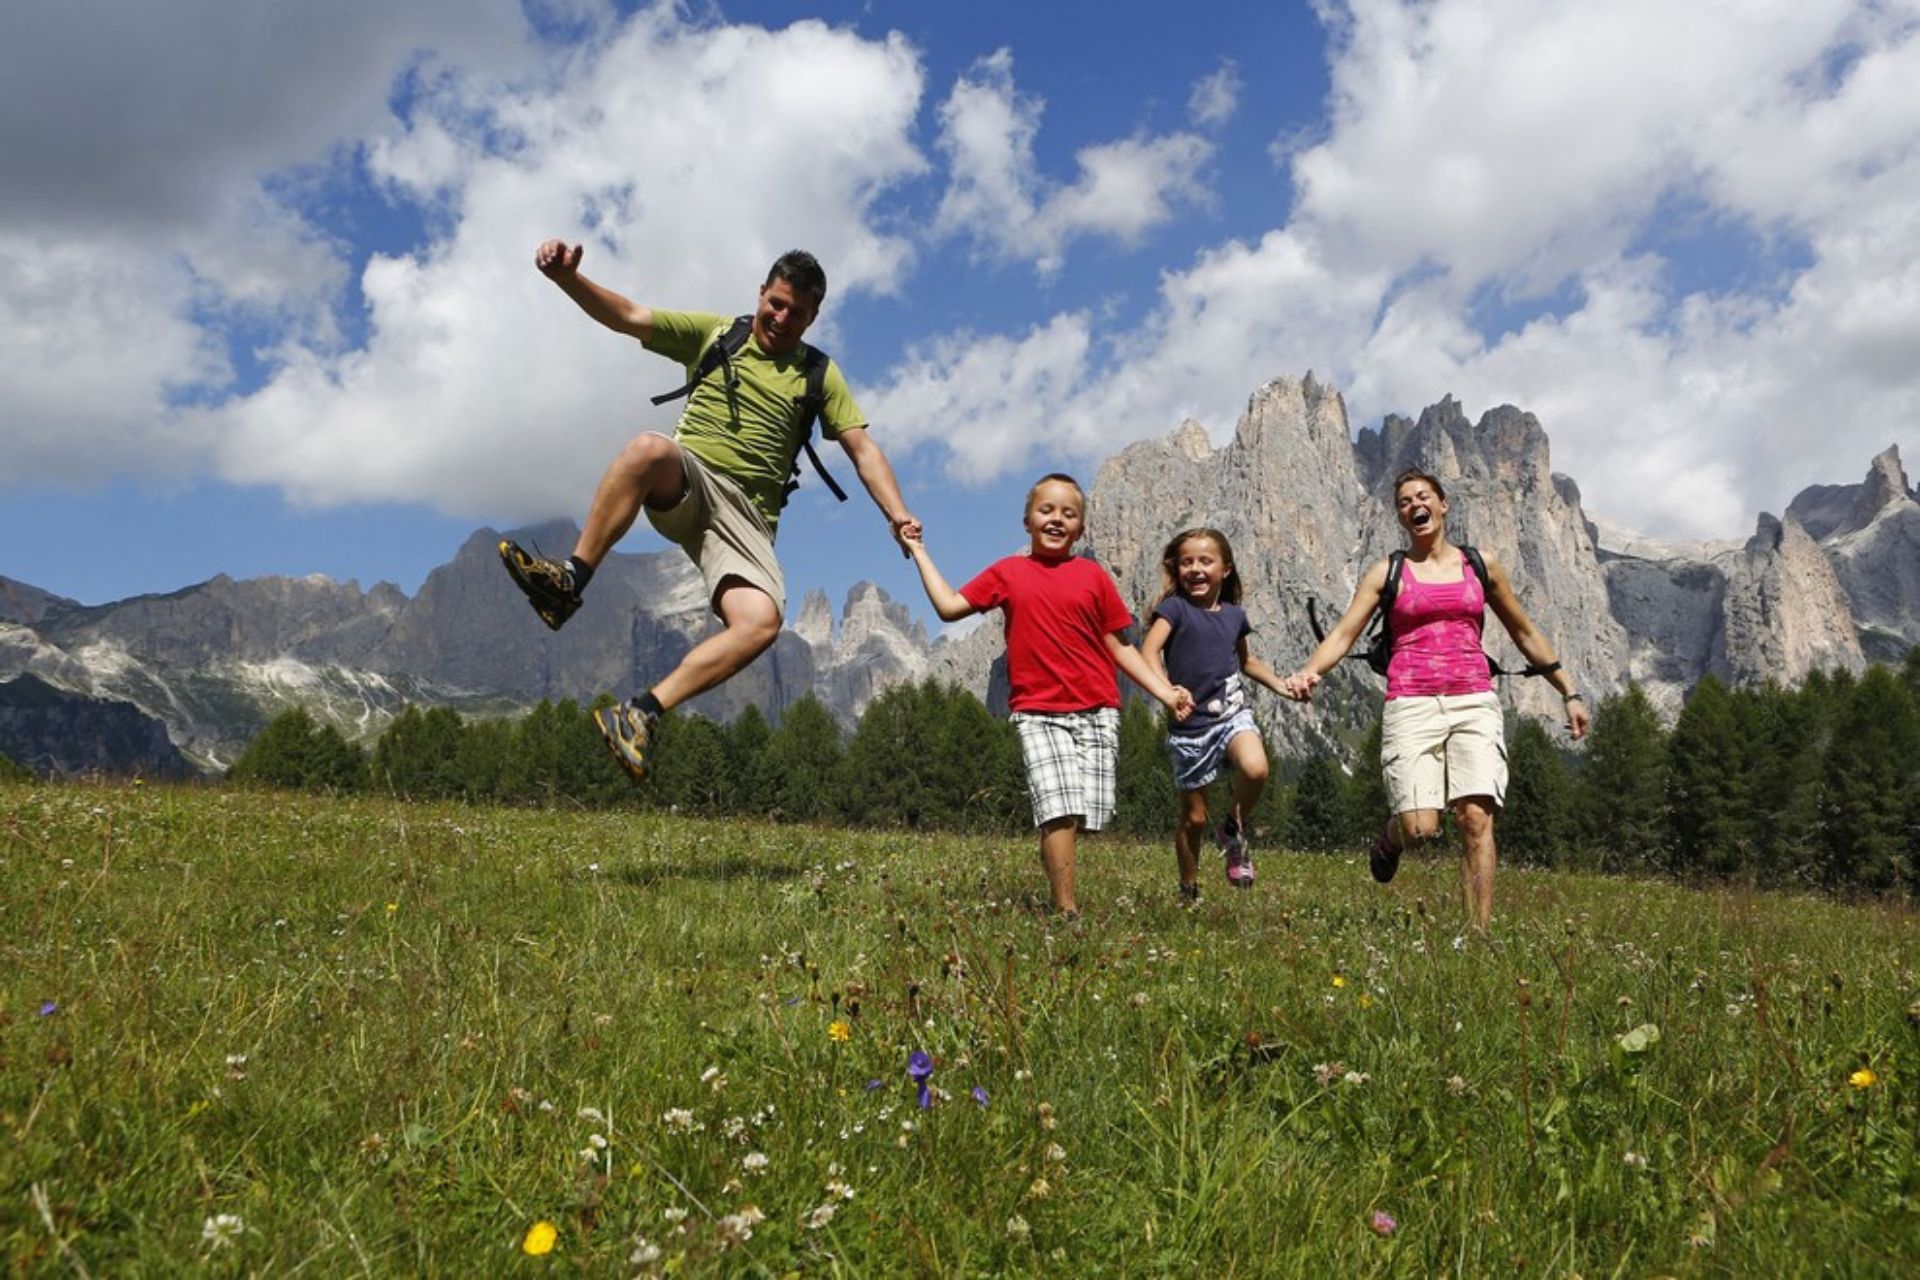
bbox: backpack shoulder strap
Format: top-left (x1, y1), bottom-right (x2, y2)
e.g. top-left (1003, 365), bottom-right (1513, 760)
top-left (650, 315), bottom-right (754, 406)
top-left (1376, 550), bottom-right (1408, 624)
top-left (782, 342), bottom-right (850, 504)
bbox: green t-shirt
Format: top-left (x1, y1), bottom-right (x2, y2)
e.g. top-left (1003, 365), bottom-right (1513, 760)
top-left (644, 309), bottom-right (866, 534)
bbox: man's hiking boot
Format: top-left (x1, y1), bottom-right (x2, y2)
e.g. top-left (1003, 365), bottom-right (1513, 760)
top-left (1370, 822), bottom-right (1402, 884)
top-left (1217, 818), bottom-right (1253, 889)
top-left (499, 540), bottom-right (582, 631)
top-left (594, 701), bottom-right (657, 783)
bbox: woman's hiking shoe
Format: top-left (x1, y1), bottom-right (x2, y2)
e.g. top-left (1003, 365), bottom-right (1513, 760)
top-left (593, 701), bottom-right (656, 782)
top-left (1370, 822), bottom-right (1402, 884)
top-left (499, 540), bottom-right (582, 631)
top-left (1217, 819), bottom-right (1253, 888)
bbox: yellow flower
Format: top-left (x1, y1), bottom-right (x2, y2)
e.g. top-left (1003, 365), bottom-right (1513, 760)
top-left (522, 1220), bottom-right (557, 1256)
top-left (1331, 975), bottom-right (1347, 989)
top-left (1850, 1068), bottom-right (1878, 1090)
top-left (1357, 994), bottom-right (1375, 1009)
top-left (828, 1020), bottom-right (851, 1043)
top-left (385, 902), bottom-right (398, 915)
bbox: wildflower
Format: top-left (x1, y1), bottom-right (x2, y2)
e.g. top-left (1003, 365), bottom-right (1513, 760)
top-left (586, 1133), bottom-right (607, 1150)
top-left (630, 1239), bottom-right (661, 1265)
top-left (662, 1207), bottom-right (688, 1225)
top-left (804, 1203), bottom-right (837, 1230)
top-left (908, 1050), bottom-right (934, 1109)
top-left (1014, 1067), bottom-right (1032, 1081)
top-left (864, 1078), bottom-right (885, 1091)
top-left (1313, 1061), bottom-right (1345, 1087)
top-left (736, 1205), bottom-right (766, 1227)
top-left (1370, 1209), bottom-right (1397, 1237)
top-left (1129, 991), bottom-right (1148, 1008)
top-left (578, 1106), bottom-right (606, 1124)
top-left (1357, 994), bottom-right (1375, 1009)
top-left (742, 1151), bottom-right (769, 1173)
top-left (386, 902), bottom-right (398, 915)
top-left (699, 1066), bottom-right (721, 1085)
top-left (202, 1213), bottom-right (245, 1250)
top-left (714, 1213), bottom-right (755, 1248)
top-left (1006, 1213), bottom-right (1032, 1242)
top-left (662, 1108), bottom-right (697, 1133)
top-left (828, 1019), bottom-right (851, 1043)
top-left (826, 1179), bottom-right (855, 1201)
top-left (972, 1086), bottom-right (990, 1107)
top-left (38, 1000), bottom-right (56, 1018)
top-left (1044, 1142), bottom-right (1067, 1163)
top-left (1623, 1151), bottom-right (1649, 1169)
top-left (1445, 1075), bottom-right (1468, 1096)
top-left (1332, 975), bottom-right (1347, 988)
top-left (1026, 1177), bottom-right (1052, 1200)
top-left (1343, 1070), bottom-right (1371, 1087)
top-left (1451, 935), bottom-right (1466, 952)
top-left (1850, 1068), bottom-right (1878, 1090)
top-left (225, 1053), bottom-right (248, 1080)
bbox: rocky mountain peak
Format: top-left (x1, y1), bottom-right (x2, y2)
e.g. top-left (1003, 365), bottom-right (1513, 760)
top-left (1846, 445), bottom-right (1914, 534)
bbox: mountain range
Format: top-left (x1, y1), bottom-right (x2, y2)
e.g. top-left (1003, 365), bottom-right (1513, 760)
top-left (3, 374), bottom-right (1914, 775)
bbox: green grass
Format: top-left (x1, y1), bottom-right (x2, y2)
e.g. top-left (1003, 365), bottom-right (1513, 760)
top-left (3, 780), bottom-right (1917, 1275)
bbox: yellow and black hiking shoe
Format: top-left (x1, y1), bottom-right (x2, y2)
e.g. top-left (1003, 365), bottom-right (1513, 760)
top-left (594, 702), bottom-right (655, 783)
top-left (499, 539), bottom-right (582, 631)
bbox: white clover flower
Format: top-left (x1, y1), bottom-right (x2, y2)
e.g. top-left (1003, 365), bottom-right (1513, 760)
top-left (630, 1240), bottom-right (661, 1265)
top-left (700, 1066), bottom-right (722, 1084)
top-left (805, 1203), bottom-right (838, 1230)
top-left (201, 1213), bottom-right (245, 1250)
top-left (742, 1151), bottom-right (769, 1173)
top-left (715, 1214), bottom-right (754, 1248)
top-left (662, 1108), bottom-right (697, 1133)
top-left (1623, 1151), bottom-right (1649, 1169)
top-left (826, 1179), bottom-right (855, 1201)
top-left (577, 1106), bottom-right (606, 1124)
top-left (737, 1205), bottom-right (765, 1226)
top-left (586, 1133), bottom-right (608, 1150)
top-left (1343, 1071), bottom-right (1371, 1086)
top-left (1006, 1213), bottom-right (1031, 1242)
top-left (662, 1207), bottom-right (689, 1224)
top-left (1044, 1142), bottom-right (1067, 1163)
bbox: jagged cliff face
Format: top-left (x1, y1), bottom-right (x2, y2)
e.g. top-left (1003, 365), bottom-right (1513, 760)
top-left (4, 376), bottom-right (1913, 774)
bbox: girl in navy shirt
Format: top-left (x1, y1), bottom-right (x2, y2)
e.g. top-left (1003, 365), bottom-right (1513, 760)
top-left (1142, 528), bottom-right (1290, 897)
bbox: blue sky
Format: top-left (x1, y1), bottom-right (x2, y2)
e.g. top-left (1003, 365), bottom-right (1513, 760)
top-left (4, 1), bottom-right (1918, 626)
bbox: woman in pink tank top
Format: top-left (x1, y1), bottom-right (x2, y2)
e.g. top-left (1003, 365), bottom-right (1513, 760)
top-left (1282, 470), bottom-right (1589, 933)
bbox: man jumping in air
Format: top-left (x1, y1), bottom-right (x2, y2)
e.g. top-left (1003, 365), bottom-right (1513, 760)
top-left (501, 240), bottom-right (919, 780)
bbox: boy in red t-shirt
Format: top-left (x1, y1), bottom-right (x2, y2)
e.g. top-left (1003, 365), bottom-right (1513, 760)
top-left (905, 473), bottom-right (1191, 918)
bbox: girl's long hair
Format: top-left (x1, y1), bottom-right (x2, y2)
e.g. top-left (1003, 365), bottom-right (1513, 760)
top-left (1157, 528), bottom-right (1241, 605)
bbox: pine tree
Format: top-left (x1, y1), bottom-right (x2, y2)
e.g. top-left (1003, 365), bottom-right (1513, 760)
top-left (1575, 683), bottom-right (1668, 872)
top-left (455, 716), bottom-right (516, 803)
top-left (1113, 698), bottom-right (1177, 836)
top-left (230, 706), bottom-right (365, 792)
top-left (1817, 665), bottom-right (1920, 893)
top-left (727, 704), bottom-right (773, 814)
top-left (371, 705), bottom-right (465, 799)
top-left (1342, 714), bottom-right (1389, 847)
top-left (1665, 675), bottom-right (1749, 878)
top-left (759, 695), bottom-right (844, 822)
top-left (1285, 753), bottom-right (1347, 852)
top-left (0, 750), bottom-right (33, 782)
top-left (1502, 717), bottom-right (1573, 868)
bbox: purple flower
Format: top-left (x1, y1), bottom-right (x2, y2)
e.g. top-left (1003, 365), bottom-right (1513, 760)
top-left (864, 1078), bottom-right (885, 1092)
top-left (908, 1050), bottom-right (933, 1110)
top-left (972, 1086), bottom-right (990, 1108)
top-left (39, 1000), bottom-right (56, 1018)
top-left (1370, 1209), bottom-right (1397, 1237)
top-left (783, 995), bottom-right (804, 1006)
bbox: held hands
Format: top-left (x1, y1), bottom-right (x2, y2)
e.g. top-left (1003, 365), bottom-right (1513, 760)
top-left (890, 512), bottom-right (923, 557)
top-left (1168, 685), bottom-right (1194, 722)
top-left (1279, 670), bottom-right (1321, 702)
top-left (535, 239), bottom-right (583, 281)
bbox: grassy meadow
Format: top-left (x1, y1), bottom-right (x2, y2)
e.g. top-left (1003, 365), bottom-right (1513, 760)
top-left (2, 780), bottom-right (1917, 1275)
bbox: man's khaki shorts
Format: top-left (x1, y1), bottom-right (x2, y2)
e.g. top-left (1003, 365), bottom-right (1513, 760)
top-left (644, 436), bottom-right (786, 616)
top-left (1380, 691), bottom-right (1506, 813)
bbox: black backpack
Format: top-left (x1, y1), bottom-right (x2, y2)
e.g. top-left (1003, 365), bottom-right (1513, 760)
top-left (651, 315), bottom-right (849, 505)
top-left (1310, 545), bottom-right (1560, 680)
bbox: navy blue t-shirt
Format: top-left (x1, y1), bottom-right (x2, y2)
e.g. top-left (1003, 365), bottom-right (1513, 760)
top-left (1152, 596), bottom-right (1250, 736)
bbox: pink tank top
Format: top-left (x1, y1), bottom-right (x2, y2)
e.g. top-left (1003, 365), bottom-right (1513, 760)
top-left (1384, 554), bottom-right (1494, 700)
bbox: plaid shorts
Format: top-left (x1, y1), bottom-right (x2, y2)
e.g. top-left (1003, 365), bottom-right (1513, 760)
top-left (1011, 708), bottom-right (1119, 830)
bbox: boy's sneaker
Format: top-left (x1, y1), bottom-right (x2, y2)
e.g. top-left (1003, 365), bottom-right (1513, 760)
top-left (499, 540), bottom-right (582, 631)
top-left (594, 701), bottom-right (657, 782)
top-left (1369, 822), bottom-right (1402, 884)
top-left (1217, 819), bottom-right (1254, 889)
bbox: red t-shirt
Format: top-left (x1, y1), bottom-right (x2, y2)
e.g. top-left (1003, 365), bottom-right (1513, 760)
top-left (960, 554), bottom-right (1136, 713)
